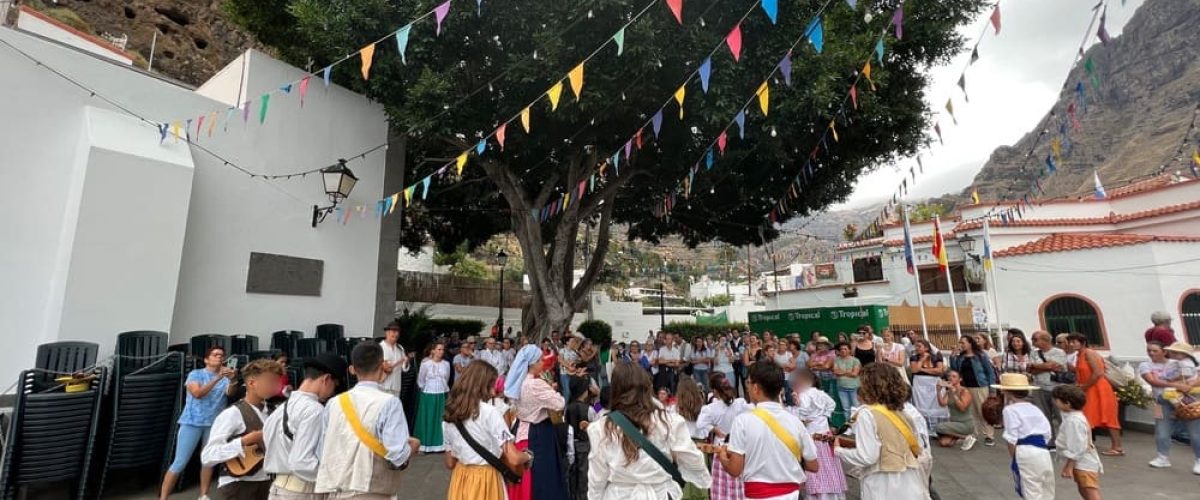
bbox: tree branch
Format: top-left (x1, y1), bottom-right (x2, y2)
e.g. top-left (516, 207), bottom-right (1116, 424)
top-left (572, 193), bottom-right (614, 306)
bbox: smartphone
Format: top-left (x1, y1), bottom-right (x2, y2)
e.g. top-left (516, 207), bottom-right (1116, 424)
top-left (225, 356), bottom-right (241, 369)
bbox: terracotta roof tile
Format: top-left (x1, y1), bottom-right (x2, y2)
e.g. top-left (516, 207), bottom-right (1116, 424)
top-left (995, 233), bottom-right (1200, 258)
top-left (836, 237), bottom-right (884, 250)
top-left (953, 199), bottom-right (1200, 232)
top-left (882, 233), bottom-right (956, 247)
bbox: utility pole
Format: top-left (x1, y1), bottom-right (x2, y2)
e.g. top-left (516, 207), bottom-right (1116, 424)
top-left (659, 281), bottom-right (666, 330)
top-left (584, 225), bottom-right (594, 321)
top-left (745, 245), bottom-right (752, 298)
top-left (770, 245), bottom-right (780, 308)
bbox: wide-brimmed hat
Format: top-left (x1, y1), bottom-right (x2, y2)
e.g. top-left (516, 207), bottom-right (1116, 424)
top-left (304, 352), bottom-right (348, 377)
top-left (1165, 342), bottom-right (1195, 356)
top-left (991, 373), bottom-right (1039, 391)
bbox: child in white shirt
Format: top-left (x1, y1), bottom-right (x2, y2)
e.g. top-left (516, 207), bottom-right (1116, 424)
top-left (1054, 385), bottom-right (1102, 500)
top-left (790, 368), bottom-right (846, 500)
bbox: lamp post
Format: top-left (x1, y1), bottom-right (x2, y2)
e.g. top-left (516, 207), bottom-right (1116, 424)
top-left (496, 249), bottom-right (508, 332)
top-left (311, 160), bottom-right (358, 227)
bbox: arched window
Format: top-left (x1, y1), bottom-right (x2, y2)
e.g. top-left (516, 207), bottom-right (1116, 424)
top-left (1042, 295), bottom-right (1106, 347)
top-left (1181, 291), bottom-right (1200, 345)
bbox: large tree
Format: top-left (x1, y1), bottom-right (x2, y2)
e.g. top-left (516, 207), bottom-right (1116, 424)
top-left (227, 0), bottom-right (985, 338)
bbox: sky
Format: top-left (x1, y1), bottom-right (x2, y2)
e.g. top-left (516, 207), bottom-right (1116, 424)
top-left (837, 0), bottom-right (1145, 209)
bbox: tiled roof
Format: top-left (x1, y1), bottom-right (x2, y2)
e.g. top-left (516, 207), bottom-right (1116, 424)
top-left (954, 199), bottom-right (1200, 231)
top-left (1106, 174), bottom-right (1174, 198)
top-left (995, 233), bottom-right (1200, 258)
top-left (836, 237), bottom-right (884, 250)
top-left (882, 233), bottom-right (956, 247)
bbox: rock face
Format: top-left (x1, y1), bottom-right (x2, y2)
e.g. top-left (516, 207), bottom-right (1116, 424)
top-left (967, 0), bottom-right (1200, 201)
top-left (44, 0), bottom-right (257, 85)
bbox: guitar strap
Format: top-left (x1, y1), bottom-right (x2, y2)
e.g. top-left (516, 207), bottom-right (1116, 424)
top-left (750, 408), bottom-right (802, 461)
top-left (282, 400), bottom-right (293, 440)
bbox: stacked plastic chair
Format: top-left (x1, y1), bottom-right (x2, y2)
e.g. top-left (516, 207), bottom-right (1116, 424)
top-left (229, 335), bottom-right (259, 356)
top-left (296, 338), bottom-right (328, 359)
top-left (95, 331), bottom-right (182, 497)
top-left (189, 334), bottom-right (231, 360)
top-left (315, 324), bottom-right (344, 354)
top-left (270, 330), bottom-right (303, 358)
top-left (0, 364), bottom-right (107, 499)
top-left (32, 341), bottom-right (98, 391)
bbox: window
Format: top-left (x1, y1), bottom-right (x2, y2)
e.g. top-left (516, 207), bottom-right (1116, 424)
top-left (1042, 295), bottom-right (1106, 347)
top-left (917, 265), bottom-right (983, 294)
top-left (852, 256), bottom-right (884, 283)
top-left (1181, 291), bottom-right (1200, 345)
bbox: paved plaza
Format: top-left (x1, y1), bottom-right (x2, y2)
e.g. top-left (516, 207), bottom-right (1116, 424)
top-left (103, 428), bottom-right (1200, 499)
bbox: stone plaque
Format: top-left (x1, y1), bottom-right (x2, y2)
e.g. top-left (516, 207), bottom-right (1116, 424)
top-left (246, 252), bottom-right (323, 296)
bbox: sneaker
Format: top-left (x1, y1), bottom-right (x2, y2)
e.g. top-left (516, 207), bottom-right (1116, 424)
top-left (1148, 456), bottom-right (1172, 468)
top-left (984, 437), bottom-right (996, 447)
top-left (1193, 459), bottom-right (1200, 475)
top-left (960, 435), bottom-right (977, 451)
top-left (199, 496), bottom-right (211, 500)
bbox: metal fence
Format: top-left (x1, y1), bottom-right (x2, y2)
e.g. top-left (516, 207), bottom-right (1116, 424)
top-left (888, 323), bottom-right (992, 351)
top-left (396, 271), bottom-right (529, 308)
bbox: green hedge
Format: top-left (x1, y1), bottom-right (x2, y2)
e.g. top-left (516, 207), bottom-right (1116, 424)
top-left (577, 320), bottom-right (613, 349)
top-left (392, 309), bottom-right (484, 355)
top-left (662, 322), bottom-right (747, 341)
top-left (427, 318), bottom-right (486, 337)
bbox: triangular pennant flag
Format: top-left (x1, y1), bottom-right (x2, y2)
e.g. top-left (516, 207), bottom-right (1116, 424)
top-left (577, 180), bottom-right (586, 199)
top-left (756, 82), bottom-right (770, 116)
top-left (1191, 148), bottom-right (1200, 177)
top-left (195, 115), bottom-right (205, 138)
top-left (957, 74), bottom-right (968, 102)
top-left (863, 61), bottom-right (875, 90)
top-left (830, 120), bottom-right (838, 142)
top-left (734, 110), bottom-right (746, 138)
top-left (874, 38), bottom-right (885, 63)
top-left (970, 46), bottom-right (980, 65)
top-left (779, 52), bottom-right (792, 86)
top-left (322, 66), bottom-right (331, 87)
top-left (717, 131), bottom-right (728, 154)
top-left (1097, 7), bottom-right (1111, 45)
top-left (224, 107), bottom-right (235, 131)
top-left (359, 44), bottom-right (376, 80)
top-left (990, 5), bottom-right (1001, 35)
top-left (705, 148), bottom-right (714, 170)
top-left (666, 0), bottom-right (683, 24)
top-left (699, 57), bottom-right (713, 93)
top-left (762, 0), bottom-right (778, 24)
top-left (611, 153), bottom-right (620, 176)
top-left (547, 81), bottom-right (564, 111)
top-left (158, 123), bottom-right (169, 144)
top-left (520, 107), bottom-right (531, 132)
top-left (404, 186), bottom-right (416, 205)
top-left (456, 152), bottom-right (469, 175)
top-left (299, 76), bottom-right (310, 107)
top-left (846, 0), bottom-right (857, 8)
top-left (613, 28), bottom-right (625, 56)
top-left (652, 110), bottom-right (664, 137)
top-left (892, 5), bottom-right (903, 39)
top-left (207, 111), bottom-right (218, 137)
top-left (496, 124), bottom-right (507, 150)
top-left (635, 128), bottom-right (644, 149)
top-left (1045, 154), bottom-right (1057, 173)
top-left (259, 94), bottom-right (270, 124)
top-left (850, 85), bottom-right (858, 109)
top-left (726, 23), bottom-right (743, 61)
top-left (396, 24), bottom-right (412, 64)
top-left (806, 17), bottom-right (824, 54)
top-left (243, 101), bottom-right (251, 123)
top-left (475, 139), bottom-right (486, 156)
top-left (934, 123), bottom-right (944, 144)
top-left (388, 193), bottom-right (400, 214)
top-left (590, 174), bottom-right (595, 193)
top-left (945, 98), bottom-right (957, 125)
top-left (568, 63), bottom-right (585, 100)
top-left (1084, 57), bottom-right (1095, 75)
top-left (434, 1), bottom-right (452, 35)
top-left (674, 85), bottom-right (687, 119)
top-left (624, 140), bottom-right (633, 160)
top-left (279, 83), bottom-right (292, 94)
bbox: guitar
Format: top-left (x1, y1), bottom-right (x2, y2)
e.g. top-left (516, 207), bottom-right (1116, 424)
top-left (225, 441), bottom-right (265, 477)
top-left (812, 433), bottom-right (857, 448)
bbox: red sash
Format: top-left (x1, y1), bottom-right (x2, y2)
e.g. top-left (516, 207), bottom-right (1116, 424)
top-left (744, 481), bottom-right (800, 498)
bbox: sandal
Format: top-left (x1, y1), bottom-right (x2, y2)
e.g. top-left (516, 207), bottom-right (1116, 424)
top-left (1100, 449), bottom-right (1125, 456)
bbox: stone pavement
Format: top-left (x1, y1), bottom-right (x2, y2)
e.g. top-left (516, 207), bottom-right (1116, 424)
top-left (115, 429), bottom-right (1199, 499)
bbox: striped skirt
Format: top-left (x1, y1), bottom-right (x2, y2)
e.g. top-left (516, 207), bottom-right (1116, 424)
top-left (710, 459), bottom-right (744, 500)
top-left (805, 439), bottom-right (847, 496)
top-left (449, 464), bottom-right (507, 500)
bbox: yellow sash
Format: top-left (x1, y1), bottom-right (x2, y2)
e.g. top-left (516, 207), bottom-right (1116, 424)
top-left (868, 404), bottom-right (920, 457)
top-left (338, 393), bottom-right (389, 459)
top-left (750, 408), bottom-right (802, 460)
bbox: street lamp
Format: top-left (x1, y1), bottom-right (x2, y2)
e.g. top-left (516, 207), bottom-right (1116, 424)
top-left (311, 160), bottom-right (358, 227)
top-left (496, 249), bottom-right (508, 331)
top-left (957, 233), bottom-right (977, 254)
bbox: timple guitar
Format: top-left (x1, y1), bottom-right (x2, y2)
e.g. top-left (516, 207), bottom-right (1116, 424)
top-left (225, 442), bottom-right (265, 477)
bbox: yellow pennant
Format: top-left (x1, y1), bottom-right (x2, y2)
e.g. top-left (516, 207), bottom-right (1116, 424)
top-left (403, 186), bottom-right (414, 205)
top-left (389, 193), bottom-right (400, 214)
top-left (207, 111), bottom-right (218, 137)
top-left (456, 152), bottom-right (468, 175)
top-left (360, 43), bottom-right (376, 80)
top-left (563, 192), bottom-right (570, 209)
top-left (830, 120), bottom-right (839, 142)
top-left (757, 82), bottom-right (770, 116)
top-left (1050, 137), bottom-right (1063, 161)
top-left (674, 85), bottom-right (687, 119)
top-left (1194, 147), bottom-right (1200, 166)
top-left (971, 190), bottom-right (981, 205)
top-left (548, 81), bottom-right (564, 111)
top-left (520, 107), bottom-right (531, 132)
top-left (171, 121), bottom-right (182, 142)
top-left (568, 63), bottom-right (585, 100)
top-left (863, 61), bottom-right (875, 91)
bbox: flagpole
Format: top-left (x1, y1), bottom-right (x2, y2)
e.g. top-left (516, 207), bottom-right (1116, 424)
top-left (984, 218), bottom-right (1004, 350)
top-left (936, 216), bottom-right (963, 340)
top-left (904, 206), bottom-right (930, 341)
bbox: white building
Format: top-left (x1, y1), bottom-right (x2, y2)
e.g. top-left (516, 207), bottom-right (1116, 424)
top-left (0, 26), bottom-right (398, 385)
top-left (770, 174), bottom-right (1200, 360)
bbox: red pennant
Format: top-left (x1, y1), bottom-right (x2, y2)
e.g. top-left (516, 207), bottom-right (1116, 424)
top-left (496, 123), bottom-right (507, 150)
top-left (726, 23), bottom-right (743, 62)
top-left (717, 131), bottom-right (728, 154)
top-left (990, 5), bottom-right (1001, 35)
top-left (299, 76), bottom-right (310, 107)
top-left (850, 85), bottom-right (858, 109)
top-left (635, 128), bottom-right (644, 149)
top-left (666, 0), bottom-right (683, 24)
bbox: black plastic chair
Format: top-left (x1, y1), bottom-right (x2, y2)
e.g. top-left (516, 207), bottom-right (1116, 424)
top-left (296, 338), bottom-right (327, 359)
top-left (189, 335), bottom-right (231, 360)
top-left (33, 341), bottom-right (98, 390)
top-left (270, 330), bottom-right (303, 358)
top-left (116, 331), bottom-right (168, 373)
top-left (315, 324), bottom-right (344, 353)
top-left (95, 352), bottom-right (183, 497)
top-left (247, 349), bottom-right (281, 361)
top-left (230, 335), bottom-right (259, 356)
top-left (0, 367), bottom-right (106, 499)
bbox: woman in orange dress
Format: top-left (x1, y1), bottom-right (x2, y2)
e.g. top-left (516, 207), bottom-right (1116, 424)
top-left (1068, 333), bottom-right (1124, 455)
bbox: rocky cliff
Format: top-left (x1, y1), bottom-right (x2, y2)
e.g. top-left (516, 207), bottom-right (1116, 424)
top-left (968, 0), bottom-right (1200, 201)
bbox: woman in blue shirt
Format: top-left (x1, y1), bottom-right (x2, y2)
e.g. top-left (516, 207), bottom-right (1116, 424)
top-left (158, 345), bottom-right (238, 500)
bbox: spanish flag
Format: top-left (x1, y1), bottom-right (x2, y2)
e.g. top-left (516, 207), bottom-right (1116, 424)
top-left (971, 190), bottom-right (980, 205)
top-left (932, 217), bottom-right (949, 272)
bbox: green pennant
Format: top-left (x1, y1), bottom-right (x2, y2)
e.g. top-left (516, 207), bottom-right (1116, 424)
top-left (613, 28), bottom-right (625, 56)
top-left (1084, 56), bottom-right (1095, 75)
top-left (259, 93), bottom-right (270, 124)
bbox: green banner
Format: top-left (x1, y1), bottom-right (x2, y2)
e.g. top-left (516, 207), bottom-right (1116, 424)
top-left (696, 311), bottom-right (728, 325)
top-left (748, 305), bottom-right (890, 342)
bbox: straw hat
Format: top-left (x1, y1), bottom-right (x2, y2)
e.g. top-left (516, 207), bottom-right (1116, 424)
top-left (991, 373), bottom-right (1039, 391)
top-left (1164, 342), bottom-right (1195, 356)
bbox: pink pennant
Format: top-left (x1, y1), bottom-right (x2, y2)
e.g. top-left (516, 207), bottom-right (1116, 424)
top-left (578, 180), bottom-right (587, 199)
top-left (299, 76), bottom-right (311, 107)
top-left (717, 131), bottom-right (727, 154)
top-left (496, 123), bottom-right (507, 150)
top-left (726, 23), bottom-right (743, 62)
top-left (196, 115), bottom-right (204, 138)
top-left (666, 0), bottom-right (683, 24)
top-left (434, 1), bottom-right (452, 36)
top-left (850, 85), bottom-right (858, 109)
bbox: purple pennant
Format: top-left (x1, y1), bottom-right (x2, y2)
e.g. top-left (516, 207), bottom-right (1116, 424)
top-left (699, 57), bottom-right (713, 93)
top-left (779, 52), bottom-right (793, 86)
top-left (652, 110), bottom-right (664, 137)
top-left (734, 109), bottom-right (746, 139)
top-left (624, 140), bottom-right (633, 160)
top-left (243, 101), bottom-right (251, 122)
top-left (434, 1), bottom-right (452, 36)
top-left (892, 6), bottom-right (903, 40)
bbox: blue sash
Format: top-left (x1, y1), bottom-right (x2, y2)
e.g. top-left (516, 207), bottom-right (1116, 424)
top-left (1010, 435), bottom-right (1049, 498)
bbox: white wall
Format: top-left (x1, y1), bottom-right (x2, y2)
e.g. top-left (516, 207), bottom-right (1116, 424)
top-left (16, 7), bottom-right (132, 65)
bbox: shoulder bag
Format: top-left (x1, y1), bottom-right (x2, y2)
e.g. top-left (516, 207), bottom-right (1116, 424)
top-left (453, 421), bottom-right (527, 484)
top-left (608, 411), bottom-right (684, 487)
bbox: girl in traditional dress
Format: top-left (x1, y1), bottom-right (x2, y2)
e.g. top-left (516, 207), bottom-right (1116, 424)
top-left (443, 361), bottom-right (529, 500)
top-left (834, 363), bottom-right (929, 500)
top-left (587, 361), bottom-right (711, 499)
top-left (696, 373), bottom-right (747, 500)
top-left (673, 378), bottom-right (709, 500)
top-left (791, 368), bottom-right (847, 500)
top-left (909, 339), bottom-right (948, 429)
top-left (504, 344), bottom-right (569, 500)
top-left (415, 341), bottom-right (451, 453)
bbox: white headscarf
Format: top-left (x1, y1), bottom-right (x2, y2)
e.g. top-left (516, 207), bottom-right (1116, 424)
top-left (504, 345), bottom-right (544, 400)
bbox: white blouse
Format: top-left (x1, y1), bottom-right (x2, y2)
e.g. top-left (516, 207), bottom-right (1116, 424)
top-left (695, 398), bottom-right (749, 441)
top-left (417, 359), bottom-right (450, 394)
top-left (586, 411), bottom-right (712, 500)
top-left (836, 407), bottom-right (929, 500)
top-left (792, 388), bottom-right (836, 434)
top-left (443, 402), bottom-right (514, 466)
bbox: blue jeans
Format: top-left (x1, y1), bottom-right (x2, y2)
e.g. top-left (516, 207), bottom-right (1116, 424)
top-left (1156, 400), bottom-right (1200, 458)
top-left (560, 373), bottom-right (572, 401)
top-left (168, 424), bottom-right (211, 473)
top-left (693, 368), bottom-right (709, 391)
top-left (838, 386), bottom-right (859, 414)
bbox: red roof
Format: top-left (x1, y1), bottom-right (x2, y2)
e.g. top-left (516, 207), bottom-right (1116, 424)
top-left (994, 233), bottom-right (1200, 258)
top-left (954, 199), bottom-right (1200, 231)
top-left (18, 6), bottom-right (135, 61)
top-left (836, 237), bottom-right (884, 250)
top-left (883, 232), bottom-right (956, 247)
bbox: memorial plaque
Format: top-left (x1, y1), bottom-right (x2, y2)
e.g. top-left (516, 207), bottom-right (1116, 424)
top-left (246, 252), bottom-right (323, 296)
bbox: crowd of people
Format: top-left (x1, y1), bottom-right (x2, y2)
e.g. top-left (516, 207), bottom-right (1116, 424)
top-left (156, 312), bottom-right (1200, 500)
